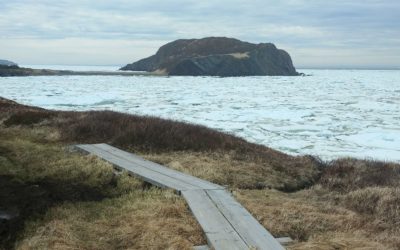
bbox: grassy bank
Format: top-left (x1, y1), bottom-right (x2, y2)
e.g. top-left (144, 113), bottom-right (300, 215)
top-left (0, 97), bottom-right (399, 249)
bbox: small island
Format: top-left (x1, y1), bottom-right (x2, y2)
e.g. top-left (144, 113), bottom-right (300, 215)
top-left (120, 37), bottom-right (299, 76)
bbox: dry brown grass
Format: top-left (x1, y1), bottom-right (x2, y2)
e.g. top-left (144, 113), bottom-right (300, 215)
top-left (288, 233), bottom-right (386, 250)
top-left (319, 158), bottom-right (400, 193)
top-left (141, 151), bottom-right (319, 190)
top-left (16, 189), bottom-right (203, 250)
top-left (311, 157), bottom-right (400, 248)
top-left (0, 124), bottom-right (203, 249)
top-left (1, 97), bottom-right (400, 249)
top-left (236, 188), bottom-right (398, 249)
top-left (236, 189), bottom-right (361, 242)
top-left (344, 187), bottom-right (400, 225)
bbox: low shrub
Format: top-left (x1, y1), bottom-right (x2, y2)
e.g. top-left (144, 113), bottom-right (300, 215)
top-left (318, 158), bottom-right (400, 192)
top-left (57, 110), bottom-right (252, 151)
top-left (4, 111), bottom-right (55, 127)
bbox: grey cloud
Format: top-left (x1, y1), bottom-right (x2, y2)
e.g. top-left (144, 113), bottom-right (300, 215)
top-left (0, 0), bottom-right (398, 67)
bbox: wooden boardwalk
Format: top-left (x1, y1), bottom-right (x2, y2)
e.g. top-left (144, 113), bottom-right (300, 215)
top-left (74, 143), bottom-right (285, 250)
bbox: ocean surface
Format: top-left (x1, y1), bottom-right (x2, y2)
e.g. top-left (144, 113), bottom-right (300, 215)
top-left (1, 65), bottom-right (399, 162)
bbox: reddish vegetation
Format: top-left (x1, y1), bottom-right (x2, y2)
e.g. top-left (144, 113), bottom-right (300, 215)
top-left (319, 158), bottom-right (400, 192)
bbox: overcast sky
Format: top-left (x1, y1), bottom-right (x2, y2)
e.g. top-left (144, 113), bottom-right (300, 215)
top-left (0, 0), bottom-right (399, 68)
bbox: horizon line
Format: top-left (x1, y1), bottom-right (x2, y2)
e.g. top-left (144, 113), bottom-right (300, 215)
top-left (20, 64), bottom-right (400, 71)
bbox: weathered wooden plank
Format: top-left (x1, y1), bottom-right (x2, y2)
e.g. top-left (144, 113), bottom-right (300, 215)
top-left (93, 143), bottom-right (223, 190)
top-left (75, 144), bottom-right (198, 191)
top-left (90, 143), bottom-right (219, 190)
top-left (74, 144), bottom-right (285, 250)
top-left (182, 190), bottom-right (248, 250)
top-left (277, 237), bottom-right (293, 246)
top-left (206, 189), bottom-right (285, 250)
top-left (193, 245), bottom-right (209, 250)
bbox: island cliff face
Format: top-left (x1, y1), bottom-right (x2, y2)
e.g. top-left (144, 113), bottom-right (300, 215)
top-left (120, 37), bottom-right (299, 76)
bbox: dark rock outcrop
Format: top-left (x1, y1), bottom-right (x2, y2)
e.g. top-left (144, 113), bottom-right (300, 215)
top-left (120, 37), bottom-right (299, 76)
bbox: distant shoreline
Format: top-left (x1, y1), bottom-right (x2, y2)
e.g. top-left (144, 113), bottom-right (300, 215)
top-left (0, 65), bottom-right (164, 77)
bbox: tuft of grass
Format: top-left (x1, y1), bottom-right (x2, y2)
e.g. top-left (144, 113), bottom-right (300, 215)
top-left (344, 187), bottom-right (400, 224)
